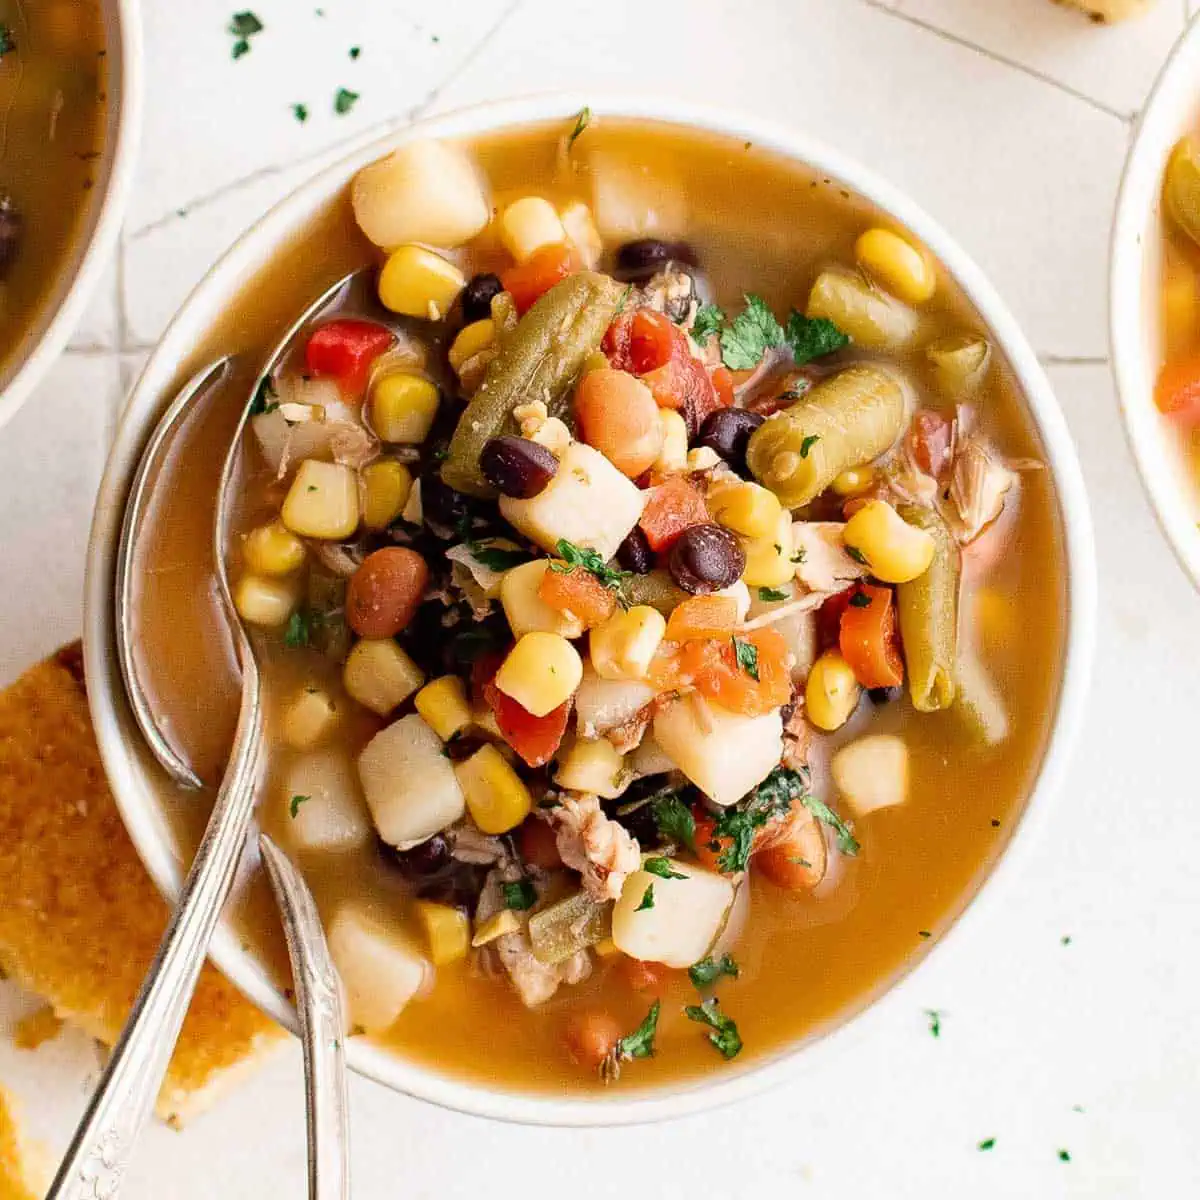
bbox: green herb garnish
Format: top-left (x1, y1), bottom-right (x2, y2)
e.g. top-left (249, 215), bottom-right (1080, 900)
top-left (731, 636), bottom-right (759, 681)
top-left (846, 545), bottom-right (869, 566)
top-left (685, 997), bottom-right (742, 1059)
top-left (925, 1009), bottom-right (942, 1038)
top-left (688, 954), bottom-right (739, 989)
top-left (551, 538), bottom-right (630, 599)
top-left (643, 857), bottom-right (687, 881)
top-left (249, 375), bottom-right (277, 415)
top-left (292, 103), bottom-right (309, 123)
top-left (849, 591), bottom-right (872, 608)
top-left (801, 793), bottom-right (860, 856)
top-left (651, 792), bottom-right (696, 853)
top-left (977, 1138), bottom-right (996, 1152)
top-left (228, 11), bottom-right (263, 59)
top-left (601, 1001), bottom-right (660, 1082)
top-left (283, 609), bottom-right (311, 648)
top-left (758, 587), bottom-right (789, 603)
top-left (719, 294), bottom-right (786, 370)
top-left (467, 542), bottom-right (530, 572)
top-left (635, 883), bottom-right (655, 911)
top-left (289, 794), bottom-right (310, 819)
top-left (334, 87), bottom-right (359, 115)
top-left (568, 106), bottom-right (591, 147)
top-left (690, 304), bottom-right (726, 344)
top-left (1058, 1150), bottom-right (1071, 1163)
top-left (799, 434), bottom-right (820, 459)
top-left (349, 45), bottom-right (361, 59)
top-left (501, 879), bottom-right (537, 911)
top-left (450, 622), bottom-right (506, 664)
top-left (785, 312), bottom-right (850, 364)
top-left (708, 765), bottom-right (807, 873)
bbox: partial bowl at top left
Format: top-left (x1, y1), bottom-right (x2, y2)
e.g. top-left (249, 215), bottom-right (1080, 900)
top-left (0, 0), bottom-right (142, 432)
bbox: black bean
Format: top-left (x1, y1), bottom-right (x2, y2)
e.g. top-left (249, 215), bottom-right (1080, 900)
top-left (480, 435), bottom-right (558, 499)
top-left (381, 834), bottom-right (451, 879)
top-left (697, 408), bottom-right (766, 475)
top-left (616, 527), bottom-right (654, 574)
top-left (668, 523), bottom-right (745, 594)
top-left (421, 476), bottom-right (471, 538)
top-left (614, 238), bottom-right (699, 284)
top-left (461, 272), bottom-right (503, 324)
top-left (868, 686), bottom-right (903, 705)
top-left (416, 864), bottom-right (488, 911)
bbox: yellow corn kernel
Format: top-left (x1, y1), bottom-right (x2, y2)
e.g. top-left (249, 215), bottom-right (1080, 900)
top-left (686, 446), bottom-right (723, 472)
top-left (500, 559), bottom-right (585, 640)
top-left (831, 467), bottom-right (876, 498)
top-left (493, 632), bottom-right (583, 717)
top-left (378, 244), bottom-right (465, 319)
top-left (281, 460), bottom-right (360, 540)
top-left (370, 372), bottom-right (440, 444)
top-left (414, 676), bottom-right (472, 742)
top-left (653, 409), bottom-right (688, 473)
top-left (243, 520), bottom-right (306, 576)
top-left (854, 227), bottom-right (936, 305)
top-left (843, 499), bottom-right (936, 584)
top-left (414, 901), bottom-right (471, 966)
top-left (448, 318), bottom-right (496, 374)
top-left (472, 909), bottom-right (522, 948)
top-left (739, 511), bottom-right (794, 588)
top-left (594, 936), bottom-right (620, 957)
top-left (1162, 250), bottom-right (1200, 360)
top-left (454, 743), bottom-right (533, 834)
top-left (589, 606), bottom-right (666, 681)
top-left (708, 481), bottom-right (784, 540)
top-left (554, 737), bottom-right (628, 799)
top-left (234, 574), bottom-right (299, 628)
top-left (282, 687), bottom-right (339, 749)
top-left (806, 649), bottom-right (862, 732)
top-left (498, 196), bottom-right (566, 262)
top-left (361, 459), bottom-right (413, 530)
top-left (343, 639), bottom-right (425, 716)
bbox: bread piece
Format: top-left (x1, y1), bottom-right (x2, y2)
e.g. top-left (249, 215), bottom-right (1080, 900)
top-left (1054, 0), bottom-right (1153, 21)
top-left (0, 644), bottom-right (285, 1127)
top-left (0, 1086), bottom-right (41, 1200)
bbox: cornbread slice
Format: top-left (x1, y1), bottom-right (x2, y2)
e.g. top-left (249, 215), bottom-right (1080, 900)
top-left (0, 1086), bottom-right (41, 1200)
top-left (0, 643), bottom-right (285, 1127)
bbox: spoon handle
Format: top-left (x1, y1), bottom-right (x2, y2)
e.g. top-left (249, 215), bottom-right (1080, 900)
top-left (46, 666), bottom-right (262, 1200)
top-left (259, 835), bottom-right (351, 1200)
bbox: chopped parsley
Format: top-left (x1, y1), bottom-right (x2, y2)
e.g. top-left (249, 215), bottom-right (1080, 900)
top-left (601, 1001), bottom-right (659, 1082)
top-left (731, 636), bottom-right (759, 681)
top-left (690, 303), bottom-right (726, 344)
top-left (846, 545), bottom-right (869, 566)
top-left (685, 997), bottom-right (742, 1059)
top-left (785, 312), bottom-right (850, 365)
top-left (501, 879), bottom-right (537, 911)
top-left (449, 621), bottom-right (507, 664)
top-left (643, 857), bottom-right (687, 881)
top-left (651, 792), bottom-right (696, 853)
top-left (1061, 934), bottom-right (1072, 946)
top-left (551, 538), bottom-right (630, 599)
top-left (334, 87), bottom-right (359, 115)
top-left (977, 1138), bottom-right (996, 1152)
top-left (0, 25), bottom-right (15, 57)
top-left (228, 11), bottom-right (263, 59)
top-left (918, 930), bottom-right (932, 939)
top-left (467, 542), bottom-right (530, 572)
top-left (708, 765), bottom-right (807, 873)
top-left (349, 45), bottom-right (361, 60)
top-left (849, 591), bottom-right (872, 608)
top-left (568, 106), bottom-right (591, 147)
top-left (758, 587), bottom-right (789, 603)
top-left (791, 547), bottom-right (807, 564)
top-left (283, 609), bottom-right (311, 648)
top-left (688, 954), bottom-right (739, 989)
top-left (1058, 1150), bottom-right (1071, 1163)
top-left (249, 375), bottom-right (278, 415)
top-left (635, 883), bottom-right (655, 911)
top-left (719, 294), bottom-right (786, 370)
top-left (925, 1009), bottom-right (942, 1038)
top-left (799, 434), bottom-right (821, 459)
top-left (289, 794), bottom-right (310, 819)
top-left (292, 103), bottom-right (309, 123)
top-left (801, 793), bottom-right (860, 856)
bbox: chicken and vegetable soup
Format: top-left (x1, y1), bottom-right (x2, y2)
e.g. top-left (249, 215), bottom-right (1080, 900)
top-left (151, 118), bottom-right (1064, 1090)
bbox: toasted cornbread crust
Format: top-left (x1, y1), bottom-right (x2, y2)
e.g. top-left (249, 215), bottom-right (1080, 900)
top-left (0, 644), bottom-right (283, 1126)
top-left (0, 1087), bottom-right (39, 1200)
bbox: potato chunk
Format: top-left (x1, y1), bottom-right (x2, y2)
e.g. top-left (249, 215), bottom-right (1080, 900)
top-left (281, 751), bottom-right (371, 854)
top-left (612, 861), bottom-right (735, 968)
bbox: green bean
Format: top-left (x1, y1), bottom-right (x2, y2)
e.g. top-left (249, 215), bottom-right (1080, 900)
top-left (895, 503), bottom-right (959, 712)
top-left (623, 569), bottom-right (688, 616)
top-left (746, 363), bottom-right (907, 508)
top-left (441, 272), bottom-right (622, 496)
top-left (807, 270), bottom-right (918, 350)
top-left (1165, 137), bottom-right (1200, 249)
top-left (925, 332), bottom-right (991, 402)
top-left (527, 890), bottom-right (612, 964)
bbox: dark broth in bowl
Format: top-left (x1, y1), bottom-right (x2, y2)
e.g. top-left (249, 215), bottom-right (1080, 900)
top-left (133, 118), bottom-right (1065, 1092)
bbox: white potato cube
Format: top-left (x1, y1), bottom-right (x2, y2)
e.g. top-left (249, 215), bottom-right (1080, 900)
top-left (282, 687), bottom-right (339, 749)
top-left (574, 666), bottom-right (655, 738)
top-left (587, 151), bottom-right (688, 242)
top-left (499, 441), bottom-right (645, 562)
top-left (281, 751), bottom-right (371, 854)
top-left (357, 714), bottom-right (465, 848)
top-left (630, 733), bottom-right (675, 778)
top-left (327, 904), bottom-right (431, 1034)
top-left (281, 460), bottom-right (360, 540)
top-left (831, 734), bottom-right (909, 816)
top-left (612, 861), bottom-right (735, 968)
top-left (498, 196), bottom-right (566, 262)
top-left (343, 640), bottom-right (424, 716)
top-left (560, 201), bottom-right (602, 269)
top-left (352, 139), bottom-right (489, 249)
top-left (652, 695), bottom-right (782, 807)
top-left (499, 559), bottom-right (585, 639)
top-left (554, 738), bottom-right (628, 799)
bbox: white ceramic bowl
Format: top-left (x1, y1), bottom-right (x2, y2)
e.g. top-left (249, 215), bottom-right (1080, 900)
top-left (1111, 15), bottom-right (1200, 589)
top-left (84, 95), bottom-right (1097, 1126)
top-left (0, 0), bottom-right (143, 432)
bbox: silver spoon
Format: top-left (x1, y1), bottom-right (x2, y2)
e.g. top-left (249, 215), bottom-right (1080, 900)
top-left (49, 270), bottom-right (364, 1200)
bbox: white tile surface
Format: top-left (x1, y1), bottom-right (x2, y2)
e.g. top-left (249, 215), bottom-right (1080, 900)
top-left (2, 2), bottom-right (1199, 1197)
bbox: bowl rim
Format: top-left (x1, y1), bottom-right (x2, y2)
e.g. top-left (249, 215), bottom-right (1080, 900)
top-left (0, 0), bottom-right (144, 434)
top-left (1110, 13), bottom-right (1200, 591)
top-left (83, 92), bottom-right (1097, 1127)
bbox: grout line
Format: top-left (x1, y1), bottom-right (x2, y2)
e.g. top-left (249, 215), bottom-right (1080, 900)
top-left (859, 0), bottom-right (1134, 125)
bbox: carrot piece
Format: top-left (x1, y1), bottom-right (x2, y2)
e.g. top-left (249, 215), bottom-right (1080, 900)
top-left (1155, 355), bottom-right (1200, 423)
top-left (501, 243), bottom-right (580, 315)
top-left (665, 595), bottom-right (738, 642)
top-left (638, 475), bottom-right (710, 552)
top-left (693, 628), bottom-right (792, 716)
top-left (482, 679), bottom-right (571, 768)
top-left (537, 565), bottom-right (617, 629)
top-left (838, 584), bottom-right (904, 689)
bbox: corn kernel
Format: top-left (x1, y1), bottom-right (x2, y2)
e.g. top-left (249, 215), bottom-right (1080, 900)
top-left (554, 737), bottom-right (628, 799)
top-left (282, 687), bottom-right (339, 749)
top-left (414, 901), bottom-right (471, 966)
top-left (498, 196), bottom-right (566, 262)
top-left (370, 372), bottom-right (440, 444)
top-left (243, 520), bottom-right (307, 576)
top-left (454, 743), bottom-right (533, 834)
top-left (472, 910), bottom-right (522, 948)
top-left (589, 606), bottom-right (666, 681)
top-left (234, 574), bottom-right (299, 628)
top-left (831, 467), bottom-right (876, 498)
top-left (854, 227), bottom-right (937, 305)
top-left (378, 244), bottom-right (465, 319)
top-left (281, 460), bottom-right (360, 540)
top-left (653, 409), bottom-right (688, 473)
top-left (806, 650), bottom-right (862, 731)
top-left (842, 499), bottom-right (935, 584)
top-left (686, 446), bottom-right (723, 472)
top-left (361, 459), bottom-right (413, 530)
top-left (343, 639), bottom-right (424, 715)
top-left (560, 201), bottom-right (603, 269)
top-left (500, 559), bottom-right (585, 640)
top-left (414, 675), bottom-right (473, 742)
top-left (708, 481), bottom-right (784, 540)
top-left (448, 318), bottom-right (496, 374)
top-left (740, 511), bottom-right (794, 588)
top-left (493, 632), bottom-right (583, 718)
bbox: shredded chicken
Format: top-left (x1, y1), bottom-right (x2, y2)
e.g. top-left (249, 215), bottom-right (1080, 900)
top-left (330, 423), bottom-right (378, 471)
top-left (792, 522), bottom-right (869, 593)
top-left (781, 701), bottom-right (812, 772)
top-left (446, 821), bottom-right (507, 866)
top-left (605, 707), bottom-right (651, 757)
top-left (734, 345), bottom-right (798, 409)
top-left (884, 437), bottom-right (941, 508)
top-left (548, 795), bottom-right (641, 903)
top-left (311, 542), bottom-right (363, 578)
top-left (946, 436), bottom-right (1017, 544)
top-left (640, 267), bottom-right (698, 325)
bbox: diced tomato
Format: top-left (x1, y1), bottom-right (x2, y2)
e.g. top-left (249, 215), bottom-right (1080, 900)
top-left (482, 679), bottom-right (570, 768)
top-left (304, 319), bottom-right (395, 394)
top-left (693, 627), bottom-right (792, 716)
top-left (645, 637), bottom-right (723, 693)
top-left (501, 243), bottom-right (580, 315)
top-left (537, 565), bottom-right (617, 629)
top-left (710, 365), bottom-right (735, 408)
top-left (816, 587), bottom-right (856, 651)
top-left (692, 807), bottom-right (784, 875)
top-left (838, 584), bottom-right (904, 689)
top-left (603, 310), bottom-right (673, 373)
top-left (1155, 356), bottom-right (1200, 424)
top-left (909, 410), bottom-right (954, 477)
top-left (665, 595), bottom-right (738, 642)
top-left (638, 475), bottom-right (710, 552)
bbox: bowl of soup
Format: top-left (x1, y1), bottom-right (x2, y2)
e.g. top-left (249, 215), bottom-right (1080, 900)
top-left (0, 0), bottom-right (141, 432)
top-left (84, 95), bottom-right (1096, 1124)
top-left (1111, 15), bottom-right (1200, 588)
